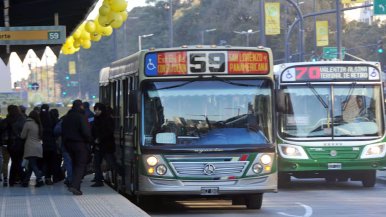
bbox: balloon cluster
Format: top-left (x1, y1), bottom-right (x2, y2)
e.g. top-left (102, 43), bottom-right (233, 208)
top-left (62, 0), bottom-right (128, 55)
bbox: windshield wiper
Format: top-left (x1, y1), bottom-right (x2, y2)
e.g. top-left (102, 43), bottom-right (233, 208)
top-left (342, 82), bottom-right (356, 111)
top-left (156, 75), bottom-right (203, 90)
top-left (306, 83), bottom-right (328, 108)
top-left (212, 75), bottom-right (262, 87)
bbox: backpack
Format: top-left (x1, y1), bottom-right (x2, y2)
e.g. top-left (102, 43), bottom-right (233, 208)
top-left (8, 123), bottom-right (25, 153)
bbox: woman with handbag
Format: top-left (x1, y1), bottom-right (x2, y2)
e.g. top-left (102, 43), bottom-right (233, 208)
top-left (0, 105), bottom-right (26, 187)
top-left (21, 111), bottom-right (44, 187)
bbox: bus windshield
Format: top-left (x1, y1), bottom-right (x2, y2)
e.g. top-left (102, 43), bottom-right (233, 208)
top-left (280, 85), bottom-right (383, 139)
top-left (142, 79), bottom-right (272, 146)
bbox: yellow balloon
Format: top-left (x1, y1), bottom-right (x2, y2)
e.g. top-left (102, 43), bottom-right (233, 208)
top-left (90, 31), bottom-right (102, 42)
top-left (81, 31), bottom-right (91, 40)
top-left (79, 39), bottom-right (84, 44)
top-left (103, 0), bottom-right (110, 4)
top-left (62, 45), bottom-right (69, 55)
top-left (73, 29), bottom-right (81, 39)
top-left (66, 36), bottom-right (74, 45)
top-left (120, 11), bottom-right (128, 22)
top-left (108, 11), bottom-right (123, 28)
top-left (98, 15), bottom-right (109, 27)
top-left (109, 0), bottom-right (114, 4)
top-left (111, 0), bottom-right (127, 12)
top-left (97, 25), bottom-right (113, 36)
top-left (99, 4), bottom-right (111, 16)
top-left (82, 40), bottom-right (92, 49)
top-left (85, 21), bottom-right (97, 33)
top-left (94, 15), bottom-right (100, 26)
top-left (79, 23), bottom-right (86, 31)
top-left (75, 47), bottom-right (80, 51)
top-left (73, 39), bottom-right (81, 48)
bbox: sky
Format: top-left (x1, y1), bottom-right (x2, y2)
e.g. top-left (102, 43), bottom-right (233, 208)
top-left (8, 0), bottom-right (148, 84)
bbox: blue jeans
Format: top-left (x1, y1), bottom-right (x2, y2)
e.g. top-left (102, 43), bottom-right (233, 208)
top-left (93, 150), bottom-right (124, 183)
top-left (61, 144), bottom-right (72, 182)
top-left (24, 157), bottom-right (42, 183)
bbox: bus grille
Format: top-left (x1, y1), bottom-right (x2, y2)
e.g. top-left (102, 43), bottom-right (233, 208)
top-left (306, 147), bottom-right (360, 159)
top-left (170, 162), bottom-right (248, 178)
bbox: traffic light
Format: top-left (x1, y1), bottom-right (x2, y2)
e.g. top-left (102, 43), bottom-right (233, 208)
top-left (49, 88), bottom-right (52, 93)
top-left (63, 92), bottom-right (66, 95)
top-left (29, 84), bottom-right (32, 88)
top-left (67, 84), bottom-right (70, 86)
top-left (92, 95), bottom-right (96, 99)
top-left (311, 51), bottom-right (316, 62)
top-left (66, 76), bottom-right (69, 79)
top-left (378, 40), bottom-right (383, 53)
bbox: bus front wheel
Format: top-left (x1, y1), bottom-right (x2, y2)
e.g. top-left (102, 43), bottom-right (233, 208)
top-left (245, 193), bottom-right (263, 209)
top-left (362, 171), bottom-right (376, 187)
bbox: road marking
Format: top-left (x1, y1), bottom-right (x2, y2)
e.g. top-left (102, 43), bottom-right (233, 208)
top-left (277, 202), bottom-right (313, 217)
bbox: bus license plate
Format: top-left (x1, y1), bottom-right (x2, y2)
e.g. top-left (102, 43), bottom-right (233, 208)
top-left (201, 187), bottom-right (219, 195)
top-left (328, 163), bottom-right (342, 169)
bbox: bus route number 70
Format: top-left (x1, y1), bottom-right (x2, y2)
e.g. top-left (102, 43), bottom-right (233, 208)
top-left (296, 67), bottom-right (321, 80)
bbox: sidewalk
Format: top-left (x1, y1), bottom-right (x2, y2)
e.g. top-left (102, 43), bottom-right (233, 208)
top-left (0, 175), bottom-right (149, 217)
top-left (377, 169), bottom-right (386, 184)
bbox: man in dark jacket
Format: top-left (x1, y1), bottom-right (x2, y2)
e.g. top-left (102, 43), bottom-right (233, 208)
top-left (62, 100), bottom-right (92, 195)
top-left (91, 103), bottom-right (124, 187)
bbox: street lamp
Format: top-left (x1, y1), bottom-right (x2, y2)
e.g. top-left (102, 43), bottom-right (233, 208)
top-left (201, 29), bottom-right (216, 45)
top-left (234, 29), bottom-right (260, 47)
top-left (284, 1), bottom-right (304, 61)
top-left (138, 34), bottom-right (154, 51)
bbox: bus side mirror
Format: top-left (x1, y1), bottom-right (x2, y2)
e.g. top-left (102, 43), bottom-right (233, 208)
top-left (129, 90), bottom-right (142, 114)
top-left (276, 89), bottom-right (285, 113)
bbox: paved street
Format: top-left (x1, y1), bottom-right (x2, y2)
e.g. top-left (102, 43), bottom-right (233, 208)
top-left (150, 173), bottom-right (386, 217)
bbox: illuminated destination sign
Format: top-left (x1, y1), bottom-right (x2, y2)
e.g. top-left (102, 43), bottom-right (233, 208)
top-left (281, 65), bottom-right (380, 82)
top-left (145, 50), bottom-right (269, 76)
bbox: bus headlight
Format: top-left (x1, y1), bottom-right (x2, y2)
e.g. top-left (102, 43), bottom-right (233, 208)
top-left (252, 163), bottom-right (263, 174)
top-left (278, 144), bottom-right (309, 159)
top-left (260, 154), bottom-right (272, 165)
top-left (361, 144), bottom-right (386, 159)
top-left (156, 165), bottom-right (167, 175)
top-left (147, 156), bottom-right (159, 166)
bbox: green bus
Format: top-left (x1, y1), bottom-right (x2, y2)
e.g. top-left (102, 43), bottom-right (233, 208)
top-left (99, 45), bottom-right (277, 210)
top-left (274, 61), bottom-right (386, 187)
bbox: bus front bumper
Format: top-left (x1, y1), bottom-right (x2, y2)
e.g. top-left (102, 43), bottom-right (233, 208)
top-left (279, 157), bottom-right (386, 172)
top-left (138, 173), bottom-right (277, 196)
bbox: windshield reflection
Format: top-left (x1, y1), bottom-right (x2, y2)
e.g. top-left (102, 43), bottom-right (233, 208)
top-left (142, 80), bottom-right (272, 146)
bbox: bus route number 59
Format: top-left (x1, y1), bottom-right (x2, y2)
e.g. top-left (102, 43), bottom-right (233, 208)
top-left (48, 32), bottom-right (60, 40)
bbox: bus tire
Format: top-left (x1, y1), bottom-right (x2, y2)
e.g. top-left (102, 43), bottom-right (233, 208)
top-left (278, 172), bottom-right (290, 188)
top-left (245, 193), bottom-right (263, 209)
top-left (138, 195), bottom-right (156, 211)
top-left (362, 171), bottom-right (376, 187)
top-left (325, 178), bottom-right (336, 182)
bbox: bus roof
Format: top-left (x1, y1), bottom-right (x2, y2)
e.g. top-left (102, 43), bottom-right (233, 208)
top-left (99, 67), bottom-right (110, 86)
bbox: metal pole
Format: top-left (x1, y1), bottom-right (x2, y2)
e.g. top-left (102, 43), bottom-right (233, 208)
top-left (336, 0), bottom-right (342, 60)
top-left (297, 0), bottom-right (301, 56)
top-left (259, 0), bottom-right (265, 46)
top-left (46, 54), bottom-right (49, 100)
top-left (123, 22), bottom-right (126, 57)
top-left (168, 0), bottom-right (173, 47)
top-left (313, 0), bottom-right (317, 56)
top-left (284, 5), bottom-right (288, 62)
top-left (138, 36), bottom-right (141, 51)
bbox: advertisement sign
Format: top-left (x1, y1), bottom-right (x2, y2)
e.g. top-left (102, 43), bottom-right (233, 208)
top-left (69, 61), bottom-right (76, 74)
top-left (0, 26), bottom-right (65, 45)
top-left (42, 69), bottom-right (47, 79)
top-left (28, 91), bottom-right (48, 103)
top-left (265, 3), bottom-right (280, 35)
top-left (281, 66), bottom-right (380, 82)
top-left (145, 51), bottom-right (269, 76)
top-left (316, 21), bottom-right (329, 47)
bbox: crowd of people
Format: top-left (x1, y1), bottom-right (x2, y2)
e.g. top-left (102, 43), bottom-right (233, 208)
top-left (0, 100), bottom-right (124, 195)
